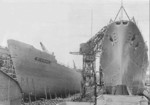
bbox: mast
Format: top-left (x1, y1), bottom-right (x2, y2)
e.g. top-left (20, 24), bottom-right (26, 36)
top-left (149, 0), bottom-right (150, 85)
top-left (114, 0), bottom-right (130, 21)
top-left (121, 0), bottom-right (123, 19)
top-left (91, 8), bottom-right (93, 36)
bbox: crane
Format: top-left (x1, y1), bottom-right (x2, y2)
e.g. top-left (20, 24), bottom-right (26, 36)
top-left (70, 26), bottom-right (107, 104)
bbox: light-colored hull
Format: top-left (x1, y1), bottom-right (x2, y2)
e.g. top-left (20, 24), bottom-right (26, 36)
top-left (7, 40), bottom-right (82, 100)
top-left (0, 70), bottom-right (22, 105)
top-left (101, 21), bottom-right (148, 94)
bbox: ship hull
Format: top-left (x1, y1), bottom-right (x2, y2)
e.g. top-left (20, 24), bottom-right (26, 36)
top-left (0, 70), bottom-right (22, 105)
top-left (7, 40), bottom-right (82, 101)
top-left (101, 21), bottom-right (148, 95)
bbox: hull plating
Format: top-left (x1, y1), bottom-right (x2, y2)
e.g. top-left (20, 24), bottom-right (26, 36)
top-left (7, 40), bottom-right (82, 100)
top-left (101, 21), bottom-right (148, 94)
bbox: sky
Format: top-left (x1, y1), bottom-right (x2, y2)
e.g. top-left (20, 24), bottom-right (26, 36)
top-left (0, 0), bottom-right (149, 69)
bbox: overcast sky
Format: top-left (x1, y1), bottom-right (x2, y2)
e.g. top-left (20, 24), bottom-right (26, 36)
top-left (0, 0), bottom-right (149, 69)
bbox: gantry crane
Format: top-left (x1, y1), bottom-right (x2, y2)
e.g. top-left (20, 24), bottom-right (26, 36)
top-left (70, 26), bottom-right (107, 104)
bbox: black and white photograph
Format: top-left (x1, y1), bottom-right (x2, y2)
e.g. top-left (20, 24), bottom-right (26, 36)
top-left (0, 0), bottom-right (149, 105)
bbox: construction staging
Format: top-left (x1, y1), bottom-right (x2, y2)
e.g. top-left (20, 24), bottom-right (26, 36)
top-left (0, 3), bottom-right (150, 105)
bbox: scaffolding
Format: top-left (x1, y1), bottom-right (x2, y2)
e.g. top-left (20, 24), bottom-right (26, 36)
top-left (0, 47), bottom-right (17, 79)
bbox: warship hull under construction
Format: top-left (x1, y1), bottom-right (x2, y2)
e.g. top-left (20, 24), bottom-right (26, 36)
top-left (0, 39), bottom-right (82, 101)
top-left (101, 20), bottom-right (148, 95)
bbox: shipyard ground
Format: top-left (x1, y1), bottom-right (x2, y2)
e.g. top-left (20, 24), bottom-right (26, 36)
top-left (18, 86), bottom-right (150, 105)
top-left (22, 95), bottom-right (149, 105)
top-left (21, 88), bottom-right (150, 105)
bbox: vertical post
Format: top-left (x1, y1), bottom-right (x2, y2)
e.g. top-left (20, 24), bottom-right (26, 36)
top-left (121, 0), bottom-right (123, 19)
top-left (93, 56), bottom-right (97, 105)
top-left (7, 78), bottom-right (10, 102)
top-left (81, 55), bottom-right (86, 98)
top-left (149, 6), bottom-right (150, 88)
top-left (65, 87), bottom-right (67, 98)
top-left (22, 93), bottom-right (24, 104)
top-left (49, 88), bottom-right (51, 99)
top-left (99, 66), bottom-right (103, 87)
top-left (26, 77), bottom-right (32, 104)
top-left (99, 46), bottom-right (104, 90)
top-left (91, 8), bottom-right (93, 36)
top-left (44, 86), bottom-right (47, 100)
top-left (99, 66), bottom-right (101, 87)
top-left (55, 92), bottom-right (57, 99)
top-left (32, 79), bottom-right (36, 101)
top-left (28, 93), bottom-right (31, 105)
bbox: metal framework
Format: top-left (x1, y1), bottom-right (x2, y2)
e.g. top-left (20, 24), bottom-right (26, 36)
top-left (70, 26), bottom-right (107, 104)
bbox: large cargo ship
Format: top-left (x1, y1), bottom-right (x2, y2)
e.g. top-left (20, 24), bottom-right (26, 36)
top-left (0, 40), bottom-right (82, 101)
